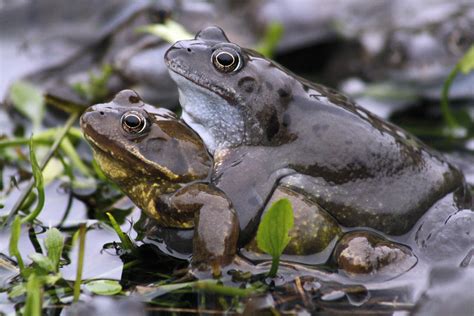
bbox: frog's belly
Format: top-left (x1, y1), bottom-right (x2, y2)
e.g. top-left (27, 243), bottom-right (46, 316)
top-left (279, 165), bottom-right (461, 235)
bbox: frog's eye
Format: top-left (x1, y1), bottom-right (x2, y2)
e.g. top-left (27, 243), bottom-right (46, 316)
top-left (211, 49), bottom-right (241, 73)
top-left (121, 111), bottom-right (147, 134)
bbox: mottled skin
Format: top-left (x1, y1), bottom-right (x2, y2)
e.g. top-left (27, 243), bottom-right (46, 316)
top-left (80, 90), bottom-right (239, 268)
top-left (165, 26), bottom-right (468, 240)
top-left (80, 89), bottom-right (340, 267)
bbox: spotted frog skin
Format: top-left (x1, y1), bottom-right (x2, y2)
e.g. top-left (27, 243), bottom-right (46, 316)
top-left (165, 26), bottom-right (470, 241)
top-left (80, 90), bottom-right (341, 267)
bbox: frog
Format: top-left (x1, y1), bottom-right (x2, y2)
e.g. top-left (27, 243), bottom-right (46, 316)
top-left (80, 89), bottom-right (238, 269)
top-left (165, 26), bottom-right (471, 245)
top-left (80, 89), bottom-right (342, 269)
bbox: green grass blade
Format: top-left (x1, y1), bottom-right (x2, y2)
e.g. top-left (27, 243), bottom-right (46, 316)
top-left (59, 136), bottom-right (92, 177)
top-left (440, 65), bottom-right (460, 130)
top-left (21, 137), bottom-right (45, 224)
top-left (73, 224), bottom-right (87, 303)
top-left (9, 215), bottom-right (25, 273)
top-left (106, 212), bottom-right (135, 251)
top-left (2, 112), bottom-right (80, 227)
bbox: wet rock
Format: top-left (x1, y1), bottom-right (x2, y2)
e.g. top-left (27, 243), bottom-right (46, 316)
top-left (334, 231), bottom-right (417, 280)
top-left (411, 266), bottom-right (474, 316)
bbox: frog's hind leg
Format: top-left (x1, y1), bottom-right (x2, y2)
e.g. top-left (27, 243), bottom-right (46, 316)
top-left (242, 185), bottom-right (342, 265)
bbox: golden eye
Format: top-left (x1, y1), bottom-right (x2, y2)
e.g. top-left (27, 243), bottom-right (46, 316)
top-left (121, 111), bottom-right (146, 134)
top-left (212, 49), bottom-right (240, 72)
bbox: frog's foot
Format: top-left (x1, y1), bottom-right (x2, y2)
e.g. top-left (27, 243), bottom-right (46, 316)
top-left (190, 256), bottom-right (256, 280)
top-left (409, 189), bottom-right (474, 263)
top-left (172, 184), bottom-right (240, 278)
top-left (333, 231), bottom-right (417, 281)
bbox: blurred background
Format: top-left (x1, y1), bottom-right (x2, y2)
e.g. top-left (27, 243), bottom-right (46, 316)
top-left (1, 0), bottom-right (473, 113)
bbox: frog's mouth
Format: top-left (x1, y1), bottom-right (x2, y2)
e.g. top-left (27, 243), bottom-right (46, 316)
top-left (82, 126), bottom-right (125, 165)
top-left (81, 118), bottom-right (140, 171)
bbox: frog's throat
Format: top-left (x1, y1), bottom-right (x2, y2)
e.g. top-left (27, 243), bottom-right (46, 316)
top-left (167, 63), bottom-right (248, 153)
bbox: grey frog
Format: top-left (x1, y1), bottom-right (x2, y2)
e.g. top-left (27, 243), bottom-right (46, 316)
top-left (165, 26), bottom-right (470, 242)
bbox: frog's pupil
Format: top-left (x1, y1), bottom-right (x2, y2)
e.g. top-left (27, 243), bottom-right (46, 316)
top-left (125, 115), bottom-right (141, 127)
top-left (216, 52), bottom-right (234, 66)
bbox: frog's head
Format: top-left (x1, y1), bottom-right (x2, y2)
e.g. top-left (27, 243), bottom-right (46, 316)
top-left (165, 26), bottom-right (296, 152)
top-left (80, 89), bottom-right (211, 224)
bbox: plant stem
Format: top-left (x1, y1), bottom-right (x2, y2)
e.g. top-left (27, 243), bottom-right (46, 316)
top-left (9, 216), bottom-right (25, 273)
top-left (21, 138), bottom-right (45, 224)
top-left (73, 223), bottom-right (86, 303)
top-left (2, 112), bottom-right (79, 227)
top-left (441, 64), bottom-right (460, 130)
top-left (268, 255), bottom-right (280, 278)
top-left (24, 273), bottom-right (42, 316)
top-left (106, 212), bottom-right (135, 251)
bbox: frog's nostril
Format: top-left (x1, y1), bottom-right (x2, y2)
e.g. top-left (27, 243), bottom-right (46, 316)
top-left (99, 111), bottom-right (104, 115)
top-left (187, 48), bottom-right (192, 53)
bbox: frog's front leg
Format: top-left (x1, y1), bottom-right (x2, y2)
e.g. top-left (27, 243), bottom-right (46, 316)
top-left (158, 183), bottom-right (239, 275)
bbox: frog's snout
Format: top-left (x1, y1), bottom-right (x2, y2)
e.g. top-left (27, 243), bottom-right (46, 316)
top-left (80, 106), bottom-right (104, 130)
top-left (164, 41), bottom-right (193, 65)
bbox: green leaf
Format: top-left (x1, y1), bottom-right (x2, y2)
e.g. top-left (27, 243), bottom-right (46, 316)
top-left (8, 283), bottom-right (26, 299)
top-left (254, 22), bottom-right (284, 58)
top-left (44, 228), bottom-right (64, 272)
top-left (60, 136), bottom-right (92, 177)
top-left (29, 253), bottom-right (54, 272)
top-left (459, 45), bottom-right (474, 74)
top-left (21, 137), bottom-right (45, 224)
top-left (138, 20), bottom-right (193, 43)
top-left (257, 198), bottom-right (294, 257)
top-left (106, 212), bottom-right (135, 251)
top-left (9, 215), bottom-right (25, 273)
top-left (71, 64), bottom-right (113, 103)
top-left (256, 198), bottom-right (294, 277)
top-left (85, 280), bottom-right (122, 295)
top-left (42, 274), bottom-right (61, 286)
top-left (9, 81), bottom-right (45, 131)
top-left (24, 273), bottom-right (42, 316)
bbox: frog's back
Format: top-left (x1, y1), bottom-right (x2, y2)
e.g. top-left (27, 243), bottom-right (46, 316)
top-left (279, 81), bottom-right (466, 234)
